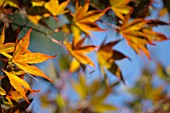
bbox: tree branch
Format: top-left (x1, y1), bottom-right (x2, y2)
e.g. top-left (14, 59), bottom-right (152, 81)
top-left (10, 22), bottom-right (66, 50)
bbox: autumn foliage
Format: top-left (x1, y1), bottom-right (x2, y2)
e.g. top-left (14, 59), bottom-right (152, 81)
top-left (0, 0), bottom-right (170, 113)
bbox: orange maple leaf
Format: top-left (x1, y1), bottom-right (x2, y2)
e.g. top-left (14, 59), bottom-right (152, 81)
top-left (72, 0), bottom-right (109, 36)
top-left (9, 29), bottom-right (56, 82)
top-left (64, 37), bottom-right (96, 70)
top-left (119, 16), bottom-right (168, 59)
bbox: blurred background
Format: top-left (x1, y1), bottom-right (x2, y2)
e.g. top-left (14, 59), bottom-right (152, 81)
top-left (0, 0), bottom-right (170, 113)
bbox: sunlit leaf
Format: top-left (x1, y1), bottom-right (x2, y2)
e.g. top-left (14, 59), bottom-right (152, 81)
top-left (71, 25), bottom-right (81, 44)
top-left (0, 25), bottom-right (15, 58)
top-left (7, 90), bottom-right (24, 101)
top-left (119, 17), bottom-right (168, 59)
top-left (64, 37), bottom-right (96, 68)
top-left (72, 75), bottom-right (117, 112)
top-left (31, 0), bottom-right (45, 7)
top-left (45, 0), bottom-right (70, 16)
top-left (71, 75), bottom-right (88, 99)
top-left (13, 53), bottom-right (55, 64)
top-left (3, 70), bottom-right (34, 103)
top-left (72, 0), bottom-right (109, 36)
top-left (97, 40), bottom-right (127, 83)
top-left (12, 29), bottom-right (32, 59)
top-left (69, 58), bottom-right (80, 73)
top-left (0, 86), bottom-right (6, 95)
top-left (13, 61), bottom-right (54, 82)
top-left (109, 0), bottom-right (132, 20)
top-left (0, 0), bottom-right (19, 9)
top-left (27, 15), bottom-right (42, 24)
top-left (56, 94), bottom-right (66, 108)
top-left (28, 0), bottom-right (69, 24)
top-left (10, 29), bottom-right (56, 82)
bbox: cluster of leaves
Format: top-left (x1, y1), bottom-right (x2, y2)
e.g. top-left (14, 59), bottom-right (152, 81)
top-left (0, 25), bottom-right (56, 112)
top-left (127, 63), bottom-right (170, 113)
top-left (36, 63), bottom-right (170, 113)
top-left (0, 0), bottom-right (169, 112)
top-left (38, 74), bottom-right (117, 113)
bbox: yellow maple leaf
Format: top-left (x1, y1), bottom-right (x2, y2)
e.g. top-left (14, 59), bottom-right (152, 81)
top-left (0, 25), bottom-right (15, 58)
top-left (0, 86), bottom-right (6, 96)
top-left (28, 0), bottom-right (69, 24)
top-left (44, 0), bottom-right (70, 16)
top-left (97, 40), bottom-right (127, 83)
top-left (31, 0), bottom-right (45, 6)
top-left (71, 75), bottom-right (117, 112)
top-left (3, 70), bottom-right (34, 103)
top-left (0, 0), bottom-right (19, 9)
top-left (69, 58), bottom-right (80, 73)
top-left (109, 0), bottom-right (132, 20)
top-left (27, 15), bottom-right (42, 24)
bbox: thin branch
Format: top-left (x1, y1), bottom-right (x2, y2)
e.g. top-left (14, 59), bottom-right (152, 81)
top-left (0, 57), bottom-right (8, 62)
top-left (90, 3), bottom-right (101, 10)
top-left (101, 21), bottom-right (120, 31)
top-left (10, 22), bottom-right (45, 34)
top-left (46, 34), bottom-right (66, 49)
top-left (10, 22), bottom-right (66, 50)
top-left (26, 72), bottom-right (39, 81)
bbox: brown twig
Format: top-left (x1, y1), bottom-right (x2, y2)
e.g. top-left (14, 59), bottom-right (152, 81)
top-left (10, 22), bottom-right (66, 50)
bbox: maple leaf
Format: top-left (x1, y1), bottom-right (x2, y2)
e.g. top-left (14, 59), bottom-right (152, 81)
top-left (27, 15), bottom-right (42, 24)
top-left (72, 0), bottom-right (109, 36)
top-left (69, 58), bottom-right (80, 73)
top-left (44, 0), bottom-right (70, 16)
top-left (109, 0), bottom-right (132, 20)
top-left (9, 29), bottom-right (56, 82)
top-left (0, 0), bottom-right (19, 9)
top-left (119, 16), bottom-right (168, 59)
top-left (3, 70), bottom-right (34, 103)
top-left (31, 0), bottom-right (45, 7)
top-left (7, 90), bottom-right (25, 101)
top-left (97, 40), bottom-right (128, 83)
top-left (64, 37), bottom-right (96, 69)
top-left (0, 86), bottom-right (6, 96)
top-left (0, 25), bottom-right (15, 58)
top-left (27, 0), bottom-right (70, 24)
top-left (129, 70), bottom-right (165, 102)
